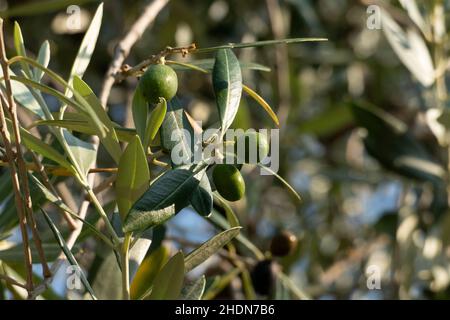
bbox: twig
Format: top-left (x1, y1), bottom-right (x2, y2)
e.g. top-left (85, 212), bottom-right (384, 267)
top-left (0, 23), bottom-right (51, 281)
top-left (100, 0), bottom-right (170, 104)
top-left (0, 274), bottom-right (27, 289)
top-left (0, 20), bottom-right (34, 294)
top-left (114, 43), bottom-right (196, 82)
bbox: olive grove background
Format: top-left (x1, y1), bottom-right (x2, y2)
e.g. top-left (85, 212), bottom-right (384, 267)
top-left (1, 0), bottom-right (450, 300)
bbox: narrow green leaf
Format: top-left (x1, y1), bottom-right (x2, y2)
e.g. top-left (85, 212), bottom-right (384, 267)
top-left (116, 136), bottom-right (150, 220)
top-left (0, 243), bottom-right (62, 263)
top-left (350, 100), bottom-right (445, 183)
top-left (31, 175), bottom-right (113, 246)
top-left (9, 75), bottom-right (103, 133)
top-left (41, 209), bottom-right (97, 300)
top-left (67, 3), bottom-right (103, 85)
top-left (34, 40), bottom-right (51, 82)
top-left (184, 227), bottom-right (241, 272)
top-left (91, 251), bottom-right (121, 300)
top-left (207, 210), bottom-right (264, 260)
top-left (213, 49), bottom-right (242, 135)
top-left (190, 172), bottom-right (213, 217)
top-left (148, 251), bottom-right (185, 300)
top-left (256, 163), bottom-right (302, 202)
top-left (180, 275), bottom-right (206, 300)
top-left (160, 97), bottom-right (194, 161)
top-left (123, 167), bottom-right (203, 233)
top-left (63, 130), bottom-right (97, 177)
top-left (73, 76), bottom-right (121, 163)
top-left (194, 38), bottom-right (328, 53)
top-left (144, 98), bottom-right (167, 149)
top-left (13, 22), bottom-right (32, 78)
top-left (0, 68), bottom-right (44, 118)
top-left (132, 86), bottom-right (148, 143)
top-left (130, 245), bottom-right (170, 300)
top-left (242, 84), bottom-right (279, 127)
top-left (203, 267), bottom-right (241, 300)
top-left (213, 193), bottom-right (240, 228)
top-left (4, 119), bottom-right (73, 171)
top-left (167, 59), bottom-right (270, 72)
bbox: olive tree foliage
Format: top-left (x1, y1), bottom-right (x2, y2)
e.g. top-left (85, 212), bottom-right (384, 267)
top-left (0, 2), bottom-right (323, 300)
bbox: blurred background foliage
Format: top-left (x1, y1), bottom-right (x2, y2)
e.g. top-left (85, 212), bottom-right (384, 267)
top-left (1, 0), bottom-right (450, 300)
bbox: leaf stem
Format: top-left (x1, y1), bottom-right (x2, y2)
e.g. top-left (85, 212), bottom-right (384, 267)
top-left (121, 233), bottom-right (132, 300)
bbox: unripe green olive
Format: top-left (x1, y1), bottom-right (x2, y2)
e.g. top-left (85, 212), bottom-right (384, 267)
top-left (212, 164), bottom-right (245, 202)
top-left (139, 64), bottom-right (178, 104)
top-left (234, 131), bottom-right (269, 164)
top-left (250, 259), bottom-right (278, 296)
top-left (270, 230), bottom-right (298, 257)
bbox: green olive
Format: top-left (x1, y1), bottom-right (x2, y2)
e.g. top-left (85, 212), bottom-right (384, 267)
top-left (139, 64), bottom-right (178, 104)
top-left (212, 164), bottom-right (245, 202)
top-left (269, 230), bottom-right (298, 257)
top-left (234, 131), bottom-right (269, 164)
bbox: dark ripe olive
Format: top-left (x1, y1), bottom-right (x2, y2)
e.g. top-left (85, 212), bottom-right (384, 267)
top-left (250, 259), bottom-right (278, 296)
top-left (270, 230), bottom-right (298, 257)
top-left (212, 164), bottom-right (245, 202)
top-left (139, 64), bottom-right (178, 104)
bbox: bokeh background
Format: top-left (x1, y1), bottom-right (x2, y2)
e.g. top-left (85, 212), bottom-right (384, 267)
top-left (1, 0), bottom-right (450, 300)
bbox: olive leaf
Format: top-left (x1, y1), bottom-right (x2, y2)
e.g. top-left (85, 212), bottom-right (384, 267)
top-left (169, 59), bottom-right (270, 72)
top-left (13, 22), bottom-right (32, 78)
top-left (73, 76), bottom-right (121, 163)
top-left (160, 97), bottom-right (194, 163)
top-left (4, 118), bottom-right (74, 172)
top-left (194, 37), bottom-right (327, 53)
top-left (144, 97), bottom-right (167, 150)
top-left (116, 136), bottom-right (150, 220)
top-left (147, 251), bottom-right (185, 300)
top-left (63, 130), bottom-right (97, 177)
top-left (184, 227), bottom-right (241, 272)
top-left (350, 100), bottom-right (445, 183)
top-left (0, 68), bottom-right (44, 118)
top-left (66, 3), bottom-right (103, 86)
top-left (132, 85), bottom-right (148, 144)
top-left (123, 167), bottom-right (204, 233)
top-left (190, 171), bottom-right (213, 217)
top-left (381, 8), bottom-right (434, 87)
top-left (41, 208), bottom-right (97, 300)
top-left (130, 245), bottom-right (170, 300)
top-left (34, 40), bottom-right (51, 82)
top-left (213, 49), bottom-right (243, 136)
top-left (180, 275), bottom-right (206, 300)
top-left (32, 118), bottom-right (137, 143)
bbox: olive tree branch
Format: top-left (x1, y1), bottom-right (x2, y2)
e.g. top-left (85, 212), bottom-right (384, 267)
top-left (113, 43), bottom-right (197, 82)
top-left (0, 92), bottom-right (33, 294)
top-left (100, 0), bottom-right (170, 104)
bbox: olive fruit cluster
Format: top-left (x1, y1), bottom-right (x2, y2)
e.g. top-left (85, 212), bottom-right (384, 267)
top-left (139, 64), bottom-right (178, 104)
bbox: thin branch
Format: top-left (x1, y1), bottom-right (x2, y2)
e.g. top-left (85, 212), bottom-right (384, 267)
top-left (0, 274), bottom-right (27, 289)
top-left (100, 0), bottom-right (170, 105)
top-left (0, 19), bottom-right (34, 294)
top-left (0, 23), bottom-right (51, 281)
top-left (114, 43), bottom-right (196, 82)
